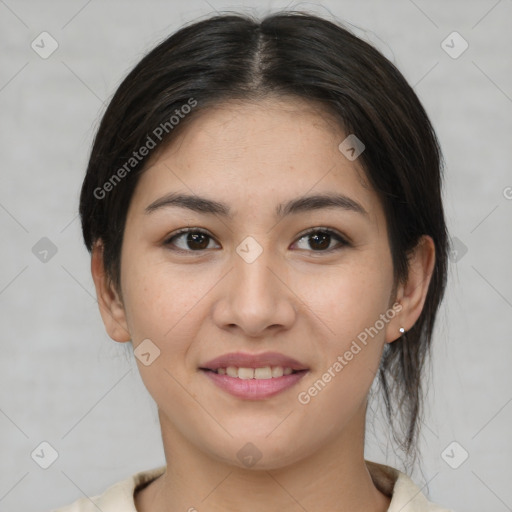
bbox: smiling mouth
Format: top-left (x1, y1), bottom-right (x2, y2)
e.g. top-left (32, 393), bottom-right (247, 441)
top-left (200, 366), bottom-right (306, 379)
top-left (200, 365), bottom-right (309, 400)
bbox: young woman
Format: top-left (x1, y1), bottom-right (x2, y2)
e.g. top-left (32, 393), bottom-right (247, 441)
top-left (54, 10), bottom-right (452, 512)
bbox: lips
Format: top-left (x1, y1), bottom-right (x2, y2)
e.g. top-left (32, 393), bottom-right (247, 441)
top-left (200, 351), bottom-right (308, 372)
top-left (199, 351), bottom-right (309, 399)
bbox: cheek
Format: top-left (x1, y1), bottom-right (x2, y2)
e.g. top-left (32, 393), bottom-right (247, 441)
top-left (121, 259), bottom-right (221, 400)
top-left (294, 273), bottom-right (392, 433)
top-left (121, 267), bottom-right (203, 408)
top-left (294, 256), bottom-right (393, 403)
top-left (301, 256), bottom-right (394, 345)
top-left (121, 251), bottom-right (205, 341)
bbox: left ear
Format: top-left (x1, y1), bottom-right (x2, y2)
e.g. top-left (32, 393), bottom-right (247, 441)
top-left (385, 235), bottom-right (436, 343)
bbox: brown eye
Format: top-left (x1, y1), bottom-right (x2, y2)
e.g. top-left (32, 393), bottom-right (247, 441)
top-left (164, 227), bottom-right (348, 254)
top-left (164, 229), bottom-right (219, 252)
top-left (293, 228), bottom-right (348, 252)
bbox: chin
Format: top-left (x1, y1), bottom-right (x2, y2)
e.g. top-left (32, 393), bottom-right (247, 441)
top-left (203, 433), bottom-right (313, 471)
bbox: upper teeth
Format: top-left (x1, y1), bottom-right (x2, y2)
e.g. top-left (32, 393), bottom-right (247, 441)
top-left (216, 366), bottom-right (294, 379)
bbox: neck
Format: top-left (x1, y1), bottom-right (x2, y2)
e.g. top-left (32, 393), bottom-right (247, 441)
top-left (136, 408), bottom-right (390, 512)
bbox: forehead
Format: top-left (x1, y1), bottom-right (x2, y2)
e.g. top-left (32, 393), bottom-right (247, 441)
top-left (128, 97), bottom-right (381, 224)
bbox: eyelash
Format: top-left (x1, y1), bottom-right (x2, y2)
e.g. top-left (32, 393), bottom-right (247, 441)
top-left (163, 227), bottom-right (349, 255)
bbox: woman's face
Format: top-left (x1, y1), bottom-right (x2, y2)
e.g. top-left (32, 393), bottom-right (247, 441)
top-left (104, 97), bottom-right (405, 468)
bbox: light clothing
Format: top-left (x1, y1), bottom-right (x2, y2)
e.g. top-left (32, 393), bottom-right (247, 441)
top-left (51, 460), bottom-right (454, 511)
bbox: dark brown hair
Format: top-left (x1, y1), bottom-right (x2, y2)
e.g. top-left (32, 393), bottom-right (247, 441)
top-left (79, 10), bottom-right (448, 469)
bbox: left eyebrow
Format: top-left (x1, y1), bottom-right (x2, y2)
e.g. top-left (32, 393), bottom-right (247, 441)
top-left (144, 192), bottom-right (368, 218)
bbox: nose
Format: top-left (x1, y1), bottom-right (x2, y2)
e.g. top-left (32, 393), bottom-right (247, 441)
top-left (212, 246), bottom-right (297, 338)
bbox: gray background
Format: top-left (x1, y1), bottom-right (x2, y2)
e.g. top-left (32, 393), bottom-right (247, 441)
top-left (1, 0), bottom-right (511, 511)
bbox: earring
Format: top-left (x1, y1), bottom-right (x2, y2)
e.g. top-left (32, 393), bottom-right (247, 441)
top-left (399, 327), bottom-right (405, 334)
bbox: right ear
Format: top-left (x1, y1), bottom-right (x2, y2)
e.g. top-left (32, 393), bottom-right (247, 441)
top-left (90, 240), bottom-right (131, 343)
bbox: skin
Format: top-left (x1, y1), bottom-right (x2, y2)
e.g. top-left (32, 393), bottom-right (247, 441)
top-left (91, 96), bottom-right (435, 512)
